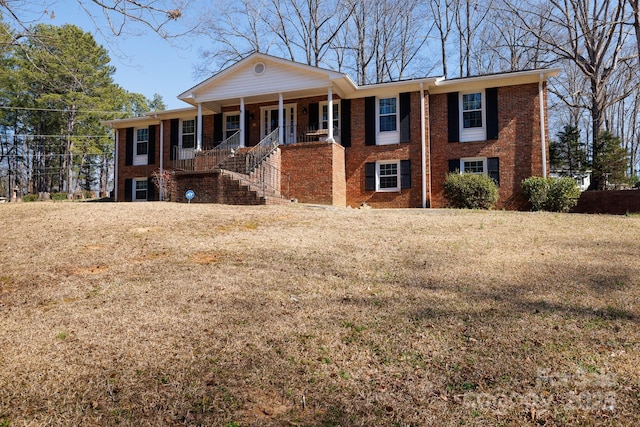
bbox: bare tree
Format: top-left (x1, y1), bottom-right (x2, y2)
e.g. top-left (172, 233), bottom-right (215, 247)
top-left (454, 0), bottom-right (493, 77)
top-left (510, 0), bottom-right (636, 188)
top-left (0, 1), bottom-right (186, 42)
top-left (196, 0), bottom-right (272, 73)
top-left (630, 0), bottom-right (640, 56)
top-left (430, 0), bottom-right (458, 77)
top-left (267, 0), bottom-right (355, 66)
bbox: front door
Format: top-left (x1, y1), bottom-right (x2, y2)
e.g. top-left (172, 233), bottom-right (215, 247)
top-left (261, 104), bottom-right (296, 144)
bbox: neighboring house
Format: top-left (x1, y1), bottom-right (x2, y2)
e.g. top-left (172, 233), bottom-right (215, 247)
top-left (103, 52), bottom-right (559, 209)
top-left (550, 170), bottom-right (591, 192)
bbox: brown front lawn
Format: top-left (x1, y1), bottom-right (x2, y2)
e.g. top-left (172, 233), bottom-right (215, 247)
top-left (0, 202), bottom-right (638, 426)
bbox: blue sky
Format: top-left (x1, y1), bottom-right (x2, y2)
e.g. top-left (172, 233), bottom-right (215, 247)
top-left (38, 2), bottom-right (210, 110)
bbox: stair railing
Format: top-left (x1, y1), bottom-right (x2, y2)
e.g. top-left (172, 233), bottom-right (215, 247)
top-left (245, 128), bottom-right (279, 174)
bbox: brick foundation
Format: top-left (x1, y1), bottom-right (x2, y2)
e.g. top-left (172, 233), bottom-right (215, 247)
top-left (280, 142), bottom-right (346, 207)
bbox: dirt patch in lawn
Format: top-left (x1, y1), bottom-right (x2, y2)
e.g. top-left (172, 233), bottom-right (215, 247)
top-left (0, 202), bottom-right (639, 426)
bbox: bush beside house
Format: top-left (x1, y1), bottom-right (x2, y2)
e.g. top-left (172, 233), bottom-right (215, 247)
top-left (521, 176), bottom-right (580, 212)
top-left (443, 172), bottom-right (499, 209)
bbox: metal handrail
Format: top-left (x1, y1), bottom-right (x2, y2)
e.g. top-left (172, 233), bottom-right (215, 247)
top-left (230, 161), bottom-right (290, 201)
top-left (245, 128), bottom-right (279, 174)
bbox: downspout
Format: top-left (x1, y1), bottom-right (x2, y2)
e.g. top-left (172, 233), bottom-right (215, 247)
top-left (156, 115), bottom-right (164, 201)
top-left (539, 74), bottom-right (547, 177)
top-left (420, 83), bottom-right (427, 208)
top-left (113, 125), bottom-right (118, 202)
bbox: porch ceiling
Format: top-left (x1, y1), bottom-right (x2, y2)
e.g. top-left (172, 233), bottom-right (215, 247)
top-left (194, 86), bottom-right (342, 113)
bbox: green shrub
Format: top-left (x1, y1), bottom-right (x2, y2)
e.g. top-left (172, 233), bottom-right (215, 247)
top-left (521, 177), bottom-right (549, 211)
top-left (444, 172), bottom-right (499, 209)
top-left (522, 176), bottom-right (580, 212)
top-left (546, 177), bottom-right (581, 212)
top-left (51, 192), bottom-right (68, 201)
top-left (21, 194), bottom-right (38, 202)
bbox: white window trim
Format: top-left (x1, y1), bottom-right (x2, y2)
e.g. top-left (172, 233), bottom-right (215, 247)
top-left (376, 159), bottom-right (401, 192)
top-left (132, 178), bottom-right (148, 202)
top-left (133, 128), bottom-right (148, 166)
top-left (177, 118), bottom-right (196, 160)
top-left (179, 118), bottom-right (196, 149)
top-left (223, 111), bottom-right (241, 140)
top-left (460, 157), bottom-right (488, 175)
top-left (459, 90), bottom-right (486, 143)
top-left (376, 96), bottom-right (400, 145)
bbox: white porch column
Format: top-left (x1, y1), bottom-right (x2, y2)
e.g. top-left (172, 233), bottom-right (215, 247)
top-left (278, 93), bottom-right (284, 145)
top-left (327, 87), bottom-right (335, 143)
top-left (240, 97), bottom-right (245, 147)
top-left (196, 102), bottom-right (203, 151)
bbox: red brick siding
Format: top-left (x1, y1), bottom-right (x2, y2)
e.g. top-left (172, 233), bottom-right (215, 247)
top-left (345, 92), bottom-right (425, 208)
top-left (281, 142), bottom-right (346, 206)
top-left (115, 127), bottom-right (159, 201)
top-left (429, 83), bottom-right (548, 210)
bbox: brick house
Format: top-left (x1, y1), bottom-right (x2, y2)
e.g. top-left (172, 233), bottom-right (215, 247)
top-left (103, 52), bottom-right (559, 209)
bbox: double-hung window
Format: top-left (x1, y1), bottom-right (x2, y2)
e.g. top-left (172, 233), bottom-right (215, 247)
top-left (224, 113), bottom-right (240, 140)
top-left (459, 91), bottom-right (485, 142)
top-left (376, 96), bottom-right (399, 145)
top-left (133, 128), bottom-right (148, 165)
top-left (134, 178), bottom-right (148, 201)
top-left (364, 160), bottom-right (411, 192)
top-left (378, 160), bottom-right (399, 191)
top-left (181, 119), bottom-right (195, 149)
top-left (461, 158), bottom-right (486, 174)
top-left (379, 98), bottom-right (397, 132)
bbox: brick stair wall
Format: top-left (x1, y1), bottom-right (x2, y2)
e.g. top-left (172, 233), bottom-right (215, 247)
top-left (172, 148), bottom-right (288, 205)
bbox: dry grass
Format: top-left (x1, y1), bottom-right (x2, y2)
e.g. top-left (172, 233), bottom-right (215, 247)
top-left (0, 202), bottom-right (639, 426)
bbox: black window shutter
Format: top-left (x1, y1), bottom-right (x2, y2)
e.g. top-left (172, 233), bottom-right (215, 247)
top-left (124, 178), bottom-right (132, 201)
top-left (308, 102), bottom-right (319, 130)
top-left (147, 178), bottom-right (155, 201)
top-left (447, 92), bottom-right (459, 143)
top-left (170, 118), bottom-right (179, 160)
top-left (448, 159), bottom-right (460, 173)
top-left (244, 112), bottom-right (251, 146)
top-left (400, 160), bottom-right (411, 189)
top-left (488, 157), bottom-right (500, 186)
top-left (147, 125), bottom-right (156, 165)
top-left (486, 88), bottom-right (499, 140)
top-left (340, 99), bottom-right (351, 147)
top-left (365, 96), bottom-right (376, 146)
top-left (400, 92), bottom-right (411, 143)
top-left (365, 162), bottom-right (376, 190)
top-left (214, 114), bottom-right (223, 143)
top-left (125, 127), bottom-right (134, 165)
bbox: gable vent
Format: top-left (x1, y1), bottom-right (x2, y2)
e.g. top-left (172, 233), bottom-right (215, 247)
top-left (253, 62), bottom-right (266, 75)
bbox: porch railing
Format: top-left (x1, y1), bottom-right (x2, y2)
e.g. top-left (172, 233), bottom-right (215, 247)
top-left (295, 126), bottom-right (341, 144)
top-left (172, 131), bottom-right (241, 171)
top-left (198, 131), bottom-right (241, 171)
